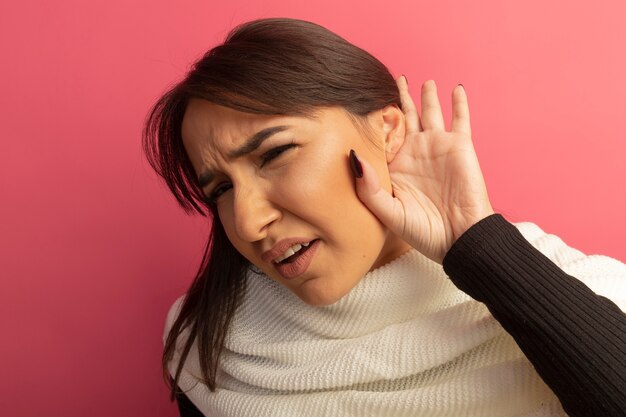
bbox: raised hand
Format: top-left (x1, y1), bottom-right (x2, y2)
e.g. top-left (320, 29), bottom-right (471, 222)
top-left (353, 77), bottom-right (495, 264)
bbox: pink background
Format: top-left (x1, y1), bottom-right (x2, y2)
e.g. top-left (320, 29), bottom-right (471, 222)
top-left (1, 0), bottom-right (624, 415)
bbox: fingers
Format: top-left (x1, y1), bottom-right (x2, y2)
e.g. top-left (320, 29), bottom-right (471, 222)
top-left (450, 84), bottom-right (471, 135)
top-left (420, 80), bottom-right (445, 131)
top-left (396, 76), bottom-right (422, 133)
top-left (351, 151), bottom-right (403, 233)
top-left (397, 76), bottom-right (471, 134)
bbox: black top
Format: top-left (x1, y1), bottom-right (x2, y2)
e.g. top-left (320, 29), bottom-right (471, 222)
top-left (442, 213), bottom-right (626, 417)
top-left (174, 213), bottom-right (626, 417)
top-left (174, 386), bottom-right (204, 417)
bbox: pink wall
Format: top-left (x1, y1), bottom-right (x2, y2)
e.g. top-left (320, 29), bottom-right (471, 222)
top-left (1, 0), bottom-right (624, 415)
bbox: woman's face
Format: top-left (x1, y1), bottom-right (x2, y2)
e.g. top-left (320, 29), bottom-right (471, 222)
top-left (182, 99), bottom-right (411, 305)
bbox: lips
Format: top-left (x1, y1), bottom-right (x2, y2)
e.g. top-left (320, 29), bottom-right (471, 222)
top-left (273, 239), bottom-right (320, 280)
top-left (261, 237), bottom-right (320, 280)
top-left (274, 241), bottom-right (312, 263)
top-left (262, 237), bottom-right (315, 264)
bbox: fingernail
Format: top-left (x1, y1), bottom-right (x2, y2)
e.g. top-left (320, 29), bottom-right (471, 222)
top-left (349, 149), bottom-right (363, 178)
top-left (403, 74), bottom-right (408, 85)
top-left (457, 83), bottom-right (464, 89)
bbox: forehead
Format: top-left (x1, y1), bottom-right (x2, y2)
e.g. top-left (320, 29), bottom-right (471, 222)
top-left (181, 99), bottom-right (293, 171)
top-left (182, 99), bottom-right (284, 148)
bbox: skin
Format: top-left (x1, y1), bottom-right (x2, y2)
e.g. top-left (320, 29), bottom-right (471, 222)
top-left (181, 97), bottom-right (412, 306)
top-left (355, 77), bottom-right (495, 264)
top-left (181, 77), bottom-right (495, 305)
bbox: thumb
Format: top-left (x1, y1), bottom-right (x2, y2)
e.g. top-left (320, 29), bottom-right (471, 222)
top-left (350, 149), bottom-right (403, 233)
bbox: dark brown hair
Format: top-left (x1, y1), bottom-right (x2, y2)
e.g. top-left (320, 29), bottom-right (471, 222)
top-left (142, 17), bottom-right (401, 400)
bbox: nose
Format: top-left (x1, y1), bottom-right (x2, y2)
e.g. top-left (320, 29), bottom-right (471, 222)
top-left (231, 181), bottom-right (281, 242)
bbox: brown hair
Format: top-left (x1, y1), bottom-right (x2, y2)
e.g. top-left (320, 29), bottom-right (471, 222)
top-left (142, 17), bottom-right (400, 399)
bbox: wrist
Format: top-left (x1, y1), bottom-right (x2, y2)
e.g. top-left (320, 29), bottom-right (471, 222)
top-left (451, 210), bottom-right (496, 247)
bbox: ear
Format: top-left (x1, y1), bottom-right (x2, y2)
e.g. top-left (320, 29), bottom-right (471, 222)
top-left (378, 104), bottom-right (405, 163)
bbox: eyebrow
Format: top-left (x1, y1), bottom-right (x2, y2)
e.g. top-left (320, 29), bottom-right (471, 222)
top-left (197, 125), bottom-right (291, 188)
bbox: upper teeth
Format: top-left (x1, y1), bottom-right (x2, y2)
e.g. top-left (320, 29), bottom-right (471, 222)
top-left (274, 241), bottom-right (310, 263)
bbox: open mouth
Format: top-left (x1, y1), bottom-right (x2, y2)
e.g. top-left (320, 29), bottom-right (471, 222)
top-left (272, 239), bottom-right (321, 280)
top-left (276, 239), bottom-right (319, 265)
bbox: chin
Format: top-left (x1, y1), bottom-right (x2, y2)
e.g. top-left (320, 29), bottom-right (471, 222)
top-left (293, 277), bottom-right (354, 307)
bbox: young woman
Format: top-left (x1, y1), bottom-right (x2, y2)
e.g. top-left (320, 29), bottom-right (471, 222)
top-left (143, 18), bottom-right (626, 417)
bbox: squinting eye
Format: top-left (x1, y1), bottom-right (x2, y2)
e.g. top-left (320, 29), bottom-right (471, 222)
top-left (206, 182), bottom-right (232, 204)
top-left (204, 143), bottom-right (297, 204)
top-left (260, 144), bottom-right (297, 167)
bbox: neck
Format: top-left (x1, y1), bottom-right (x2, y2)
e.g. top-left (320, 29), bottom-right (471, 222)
top-left (370, 233), bottom-right (413, 271)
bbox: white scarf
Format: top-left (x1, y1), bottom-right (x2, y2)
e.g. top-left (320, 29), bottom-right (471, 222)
top-left (169, 220), bottom-right (626, 416)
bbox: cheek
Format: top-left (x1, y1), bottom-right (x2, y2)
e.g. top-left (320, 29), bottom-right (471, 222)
top-left (280, 151), bottom-right (386, 242)
top-left (280, 151), bottom-right (352, 214)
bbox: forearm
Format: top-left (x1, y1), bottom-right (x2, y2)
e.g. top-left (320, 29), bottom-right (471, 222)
top-left (442, 213), bottom-right (626, 417)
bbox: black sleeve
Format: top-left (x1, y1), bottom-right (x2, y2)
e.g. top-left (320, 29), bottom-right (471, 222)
top-left (442, 213), bottom-right (626, 417)
top-left (173, 385), bottom-right (205, 417)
